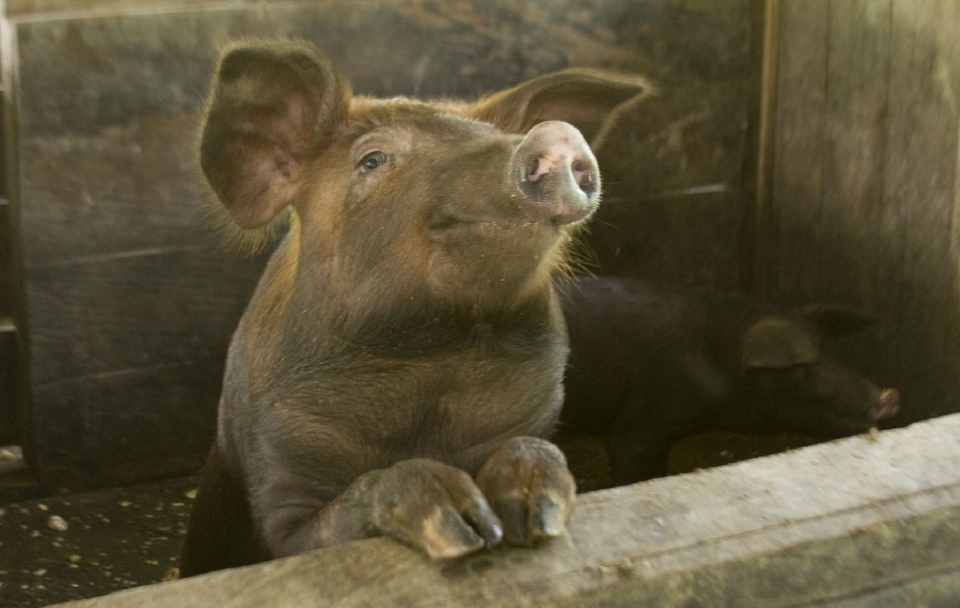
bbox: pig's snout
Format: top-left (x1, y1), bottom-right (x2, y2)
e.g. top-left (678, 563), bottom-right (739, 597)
top-left (871, 388), bottom-right (900, 422)
top-left (513, 121), bottom-right (600, 225)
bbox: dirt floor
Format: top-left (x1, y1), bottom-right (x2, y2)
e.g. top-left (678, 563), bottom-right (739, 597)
top-left (0, 432), bottom-right (820, 607)
top-left (0, 476), bottom-right (197, 607)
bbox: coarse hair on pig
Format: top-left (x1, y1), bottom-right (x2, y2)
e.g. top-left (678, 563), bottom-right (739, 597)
top-left (180, 38), bottom-right (651, 576)
top-left (197, 38), bottom-right (653, 259)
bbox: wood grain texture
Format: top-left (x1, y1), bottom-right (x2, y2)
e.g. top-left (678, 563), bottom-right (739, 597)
top-left (739, 0), bottom-right (780, 295)
top-left (46, 414), bottom-right (960, 608)
top-left (820, 0), bottom-right (891, 308)
top-left (0, 328), bottom-right (17, 444)
top-left (26, 247), bottom-right (265, 385)
top-left (5, 0), bottom-right (326, 20)
top-left (767, 0), bottom-right (960, 424)
top-left (30, 357), bottom-right (222, 488)
top-left (575, 189), bottom-right (741, 290)
top-left (887, 0), bottom-right (960, 419)
top-left (0, 202), bottom-right (16, 444)
top-left (769, 0), bottom-right (829, 304)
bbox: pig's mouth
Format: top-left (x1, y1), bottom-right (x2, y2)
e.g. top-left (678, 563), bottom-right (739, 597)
top-left (428, 214), bottom-right (567, 232)
top-left (428, 204), bottom-right (594, 232)
top-left (818, 388), bottom-right (901, 436)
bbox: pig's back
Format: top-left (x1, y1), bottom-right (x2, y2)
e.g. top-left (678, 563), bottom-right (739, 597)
top-left (558, 276), bottom-right (708, 434)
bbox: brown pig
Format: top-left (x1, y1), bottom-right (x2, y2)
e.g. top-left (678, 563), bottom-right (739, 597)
top-left (178, 40), bottom-right (647, 576)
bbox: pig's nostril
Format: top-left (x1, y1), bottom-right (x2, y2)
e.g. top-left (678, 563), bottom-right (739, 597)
top-left (571, 159), bottom-right (597, 196)
top-left (527, 158), bottom-right (548, 183)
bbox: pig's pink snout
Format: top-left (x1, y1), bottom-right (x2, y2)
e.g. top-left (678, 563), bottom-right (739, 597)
top-left (514, 121), bottom-right (600, 225)
top-left (872, 388), bottom-right (900, 422)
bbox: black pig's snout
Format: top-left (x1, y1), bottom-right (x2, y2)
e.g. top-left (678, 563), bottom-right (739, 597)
top-left (871, 388), bottom-right (900, 422)
top-left (514, 121), bottom-right (600, 225)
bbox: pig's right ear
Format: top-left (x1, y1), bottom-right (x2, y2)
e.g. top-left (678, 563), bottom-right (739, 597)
top-left (742, 318), bottom-right (820, 370)
top-left (471, 69), bottom-right (650, 143)
top-left (798, 305), bottom-right (880, 338)
top-left (200, 41), bottom-right (350, 229)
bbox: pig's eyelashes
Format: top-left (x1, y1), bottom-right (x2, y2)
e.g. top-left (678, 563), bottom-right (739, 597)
top-left (358, 151), bottom-right (388, 173)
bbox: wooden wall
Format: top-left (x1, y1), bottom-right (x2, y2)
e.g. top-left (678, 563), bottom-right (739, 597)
top-left (6, 0), bottom-right (755, 488)
top-left (0, 23), bottom-right (25, 448)
top-left (11, 0), bottom-right (956, 489)
top-left (756, 0), bottom-right (960, 424)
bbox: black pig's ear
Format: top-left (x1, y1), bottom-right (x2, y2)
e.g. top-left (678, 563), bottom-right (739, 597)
top-left (798, 305), bottom-right (879, 338)
top-left (471, 69), bottom-right (650, 143)
top-left (742, 317), bottom-right (820, 370)
top-left (200, 40), bottom-right (351, 228)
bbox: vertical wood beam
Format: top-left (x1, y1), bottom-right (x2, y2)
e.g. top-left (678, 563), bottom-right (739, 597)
top-left (741, 0), bottom-right (780, 297)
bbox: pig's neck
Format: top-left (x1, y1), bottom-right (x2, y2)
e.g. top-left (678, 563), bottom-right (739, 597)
top-left (251, 230), bottom-right (563, 360)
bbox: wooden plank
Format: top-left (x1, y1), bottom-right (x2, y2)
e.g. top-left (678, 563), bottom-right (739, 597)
top-left (768, 0), bottom-right (829, 303)
top-left (768, 0), bottom-right (960, 424)
top-left (48, 414), bottom-right (960, 607)
top-left (813, 0), bottom-right (898, 409)
top-left (0, 323), bottom-right (17, 443)
top-left (739, 0), bottom-right (780, 296)
top-left (949, 1), bottom-right (960, 409)
top-left (26, 247), bottom-right (266, 385)
top-left (820, 0), bottom-right (891, 308)
top-left (592, 75), bottom-right (750, 205)
top-left (0, 200), bottom-right (16, 445)
top-left (577, 189), bottom-right (741, 291)
top-left (883, 0), bottom-right (960, 422)
top-left (0, 17), bottom-right (29, 452)
top-left (31, 357), bottom-right (222, 488)
top-left (5, 0), bottom-right (324, 20)
top-left (19, 113), bottom-right (211, 268)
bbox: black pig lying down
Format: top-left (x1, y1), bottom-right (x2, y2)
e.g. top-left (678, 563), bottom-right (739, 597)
top-left (559, 275), bottom-right (900, 485)
top-left (178, 40), bottom-right (648, 576)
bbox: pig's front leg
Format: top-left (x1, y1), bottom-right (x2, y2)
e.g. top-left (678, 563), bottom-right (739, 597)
top-left (475, 436), bottom-right (577, 546)
top-left (262, 459), bottom-right (505, 560)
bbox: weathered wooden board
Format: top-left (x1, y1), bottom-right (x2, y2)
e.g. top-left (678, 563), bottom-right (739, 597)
top-left (0, 199), bottom-right (17, 444)
top-left (1, 47), bottom-right (27, 448)
top-left (575, 189), bottom-right (741, 288)
top-left (31, 358), bottom-right (223, 486)
top-left (47, 414), bottom-right (960, 608)
top-left (0, 324), bottom-right (17, 444)
top-left (5, 0), bottom-right (322, 19)
top-left (886, 0), bottom-right (960, 421)
top-left (767, 0), bottom-right (829, 305)
top-left (765, 0), bottom-right (960, 424)
top-left (12, 0), bottom-right (754, 487)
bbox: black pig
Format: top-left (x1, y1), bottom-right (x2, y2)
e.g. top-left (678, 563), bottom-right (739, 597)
top-left (178, 41), bottom-right (648, 576)
top-left (559, 276), bottom-right (900, 485)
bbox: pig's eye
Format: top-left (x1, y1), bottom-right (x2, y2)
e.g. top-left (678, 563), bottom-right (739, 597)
top-left (358, 151), bottom-right (388, 173)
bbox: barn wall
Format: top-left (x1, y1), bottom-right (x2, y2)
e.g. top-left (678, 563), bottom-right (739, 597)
top-left (6, 0), bottom-right (755, 488)
top-left (758, 0), bottom-right (960, 424)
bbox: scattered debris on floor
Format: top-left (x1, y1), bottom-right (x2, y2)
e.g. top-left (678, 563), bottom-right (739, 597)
top-left (0, 476), bottom-right (198, 607)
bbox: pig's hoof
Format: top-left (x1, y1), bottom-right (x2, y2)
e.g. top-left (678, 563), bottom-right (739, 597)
top-left (475, 436), bottom-right (576, 546)
top-left (370, 458), bottom-right (503, 559)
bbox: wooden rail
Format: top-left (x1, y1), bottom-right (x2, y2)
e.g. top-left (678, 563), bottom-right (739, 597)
top-left (51, 414), bottom-right (960, 607)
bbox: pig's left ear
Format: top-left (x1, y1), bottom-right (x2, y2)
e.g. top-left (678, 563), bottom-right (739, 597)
top-left (471, 69), bottom-right (650, 143)
top-left (742, 318), bottom-right (820, 370)
top-left (200, 40), bottom-right (351, 229)
top-left (798, 305), bottom-right (879, 338)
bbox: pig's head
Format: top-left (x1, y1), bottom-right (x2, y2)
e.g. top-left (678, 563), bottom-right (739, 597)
top-left (738, 306), bottom-right (900, 437)
top-left (199, 40), bottom-right (647, 317)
